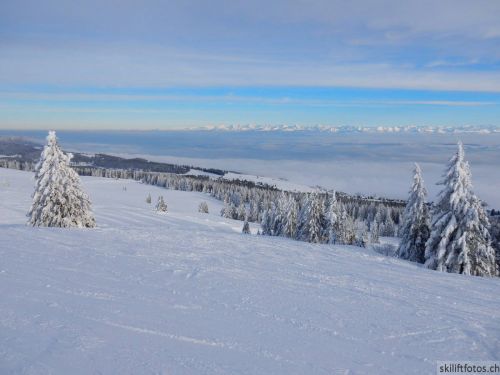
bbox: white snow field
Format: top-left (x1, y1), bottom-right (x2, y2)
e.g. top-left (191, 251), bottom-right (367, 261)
top-left (0, 168), bottom-right (499, 375)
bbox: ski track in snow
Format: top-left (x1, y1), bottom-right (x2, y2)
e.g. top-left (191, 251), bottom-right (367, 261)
top-left (0, 168), bottom-right (499, 374)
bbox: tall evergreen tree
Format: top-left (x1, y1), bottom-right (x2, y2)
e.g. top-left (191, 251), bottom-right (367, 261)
top-left (28, 131), bottom-right (95, 228)
top-left (260, 208), bottom-right (273, 236)
top-left (296, 194), bottom-right (311, 241)
top-left (397, 164), bottom-right (430, 263)
top-left (308, 193), bottom-right (324, 243)
top-left (267, 202), bottom-right (277, 235)
top-left (221, 195), bottom-right (236, 219)
top-left (273, 193), bottom-right (288, 236)
top-left (326, 193), bottom-right (341, 244)
top-left (283, 195), bottom-right (299, 238)
top-left (425, 142), bottom-right (497, 276)
top-left (237, 203), bottom-right (246, 221)
top-left (488, 215), bottom-right (500, 274)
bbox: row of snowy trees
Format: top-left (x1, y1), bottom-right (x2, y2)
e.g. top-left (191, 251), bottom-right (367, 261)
top-left (397, 143), bottom-right (498, 277)
top-left (0, 159), bottom-right (36, 172)
top-left (258, 192), bottom-right (365, 245)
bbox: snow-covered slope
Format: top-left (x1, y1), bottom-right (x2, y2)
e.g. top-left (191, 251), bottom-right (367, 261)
top-left (0, 168), bottom-right (499, 375)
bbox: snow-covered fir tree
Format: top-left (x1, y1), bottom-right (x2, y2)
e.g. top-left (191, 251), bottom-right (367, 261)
top-left (28, 131), bottom-right (96, 228)
top-left (397, 164), bottom-right (430, 263)
top-left (336, 201), bottom-right (355, 245)
top-left (155, 196), bottom-right (168, 213)
top-left (221, 195), bottom-right (236, 219)
top-left (283, 195), bottom-right (299, 239)
top-left (260, 208), bottom-right (273, 236)
top-left (325, 194), bottom-right (338, 244)
top-left (296, 194), bottom-right (311, 241)
top-left (371, 209), bottom-right (383, 242)
top-left (326, 193), bottom-right (350, 244)
top-left (425, 142), bottom-right (497, 277)
top-left (267, 202), bottom-right (278, 235)
top-left (272, 193), bottom-right (288, 236)
top-left (355, 221), bottom-right (370, 248)
top-left (198, 201), bottom-right (209, 213)
top-left (146, 193), bottom-right (152, 204)
top-left (369, 225), bottom-right (379, 244)
top-left (308, 193), bottom-right (324, 243)
top-left (237, 203), bottom-right (246, 221)
top-left (488, 214), bottom-right (500, 273)
top-left (242, 219), bottom-right (250, 234)
top-left (379, 207), bottom-right (397, 237)
top-left (249, 200), bottom-right (260, 222)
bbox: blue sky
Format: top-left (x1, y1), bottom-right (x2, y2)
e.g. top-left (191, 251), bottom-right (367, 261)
top-left (1, 0), bottom-right (500, 129)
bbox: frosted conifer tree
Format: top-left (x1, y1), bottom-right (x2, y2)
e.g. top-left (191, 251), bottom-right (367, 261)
top-left (283, 195), bottom-right (299, 238)
top-left (221, 195), bottom-right (236, 219)
top-left (221, 196), bottom-right (230, 217)
top-left (308, 193), bottom-right (324, 243)
top-left (343, 215), bottom-right (357, 245)
top-left (249, 200), bottom-right (260, 222)
top-left (260, 208), bottom-right (272, 235)
top-left (28, 131), bottom-right (95, 228)
top-left (397, 164), bottom-right (430, 263)
top-left (369, 216), bottom-right (380, 244)
top-left (379, 207), bottom-right (396, 236)
top-left (242, 219), bottom-right (250, 234)
top-left (371, 210), bottom-right (382, 241)
top-left (237, 203), bottom-right (246, 221)
top-left (267, 202), bottom-right (277, 235)
top-left (146, 193), bottom-right (152, 204)
top-left (425, 142), bottom-right (497, 276)
top-left (326, 193), bottom-right (347, 244)
top-left (296, 194), bottom-right (311, 241)
top-left (273, 193), bottom-right (287, 236)
top-left (155, 196), bottom-right (168, 213)
top-left (326, 195), bottom-right (337, 244)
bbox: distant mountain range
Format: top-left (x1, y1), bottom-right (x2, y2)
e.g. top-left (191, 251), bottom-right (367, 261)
top-left (185, 124), bottom-right (500, 133)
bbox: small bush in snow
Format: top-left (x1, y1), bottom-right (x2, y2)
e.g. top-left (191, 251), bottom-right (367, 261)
top-left (198, 201), bottom-right (209, 214)
top-left (155, 196), bottom-right (167, 213)
top-left (242, 220), bottom-right (250, 234)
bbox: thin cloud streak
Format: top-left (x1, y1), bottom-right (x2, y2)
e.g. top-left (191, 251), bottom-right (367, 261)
top-left (0, 91), bottom-right (496, 108)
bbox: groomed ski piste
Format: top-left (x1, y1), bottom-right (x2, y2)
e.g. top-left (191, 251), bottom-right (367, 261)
top-left (1, 168), bottom-right (499, 374)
